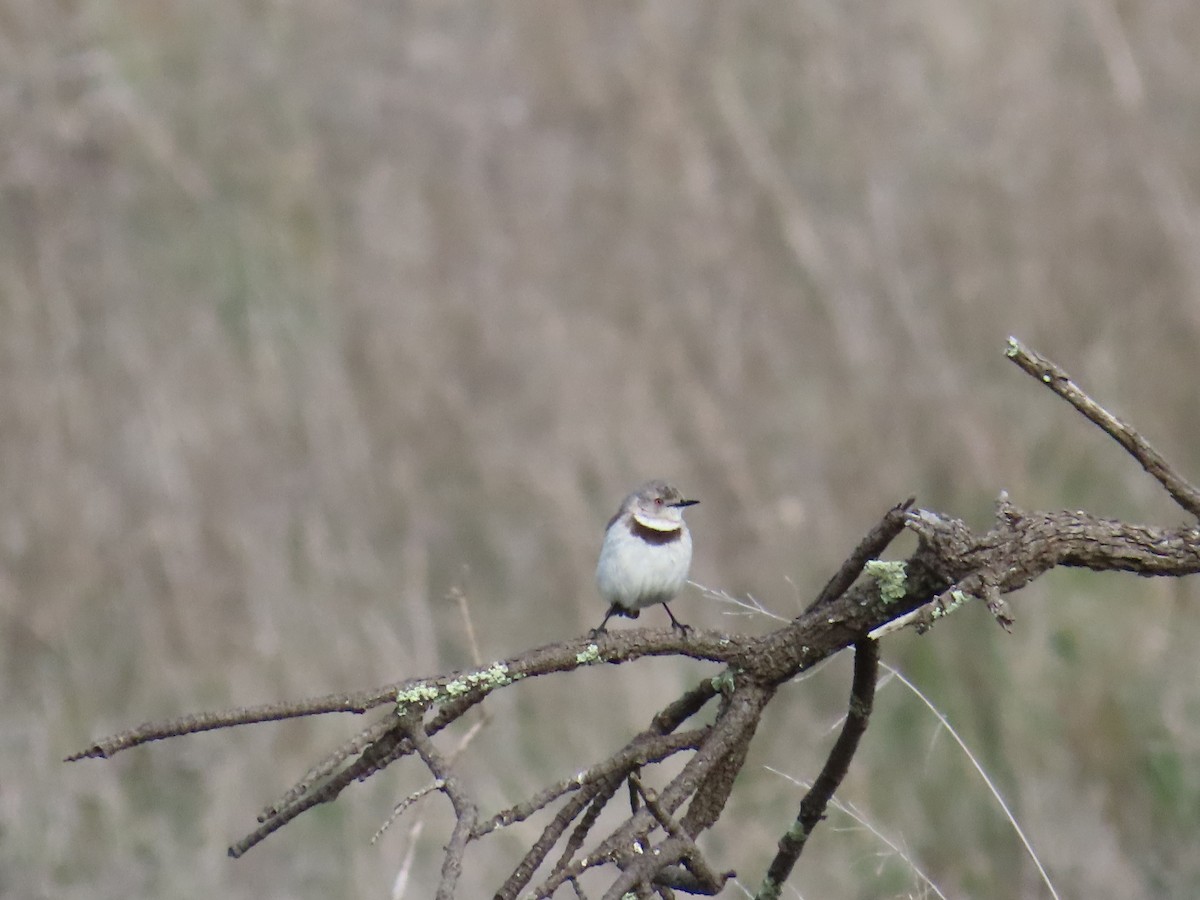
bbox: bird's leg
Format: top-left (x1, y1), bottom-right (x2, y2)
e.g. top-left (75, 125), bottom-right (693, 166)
top-left (661, 603), bottom-right (690, 635)
top-left (589, 604), bottom-right (636, 637)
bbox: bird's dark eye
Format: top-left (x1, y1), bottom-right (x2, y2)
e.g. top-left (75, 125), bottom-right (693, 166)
top-left (654, 497), bottom-right (664, 506)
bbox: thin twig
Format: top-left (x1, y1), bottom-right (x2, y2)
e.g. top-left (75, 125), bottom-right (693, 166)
top-left (372, 781), bottom-right (442, 845)
top-left (556, 778), bottom-right (627, 882)
top-left (755, 639), bottom-right (880, 898)
top-left (475, 728), bottom-right (707, 838)
top-left (495, 682), bottom-right (720, 900)
top-left (451, 580), bottom-right (484, 666)
top-left (627, 774), bottom-right (731, 895)
top-left (229, 722), bottom-right (411, 857)
top-left (260, 713), bottom-right (398, 822)
top-left (804, 497), bottom-right (915, 614)
top-left (762, 765), bottom-right (949, 900)
top-left (64, 691), bottom-right (398, 760)
top-left (397, 711), bottom-right (478, 900)
top-left (1006, 337), bottom-right (1200, 518)
top-left (534, 685), bottom-right (772, 899)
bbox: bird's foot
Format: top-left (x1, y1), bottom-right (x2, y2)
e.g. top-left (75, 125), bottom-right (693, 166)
top-left (590, 604), bottom-right (637, 638)
top-left (662, 603), bottom-right (690, 636)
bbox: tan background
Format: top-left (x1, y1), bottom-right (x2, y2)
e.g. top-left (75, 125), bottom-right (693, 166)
top-left (5, 2), bottom-right (1200, 897)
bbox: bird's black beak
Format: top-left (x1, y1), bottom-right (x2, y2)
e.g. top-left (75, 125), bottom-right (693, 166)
top-left (673, 498), bottom-right (699, 508)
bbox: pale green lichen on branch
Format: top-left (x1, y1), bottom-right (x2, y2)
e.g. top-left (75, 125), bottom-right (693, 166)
top-left (711, 669), bottom-right (736, 693)
top-left (575, 644), bottom-right (601, 664)
top-left (938, 589), bottom-right (972, 618)
top-left (864, 559), bottom-right (907, 604)
top-left (395, 661), bottom-right (514, 713)
top-left (395, 682), bottom-right (441, 706)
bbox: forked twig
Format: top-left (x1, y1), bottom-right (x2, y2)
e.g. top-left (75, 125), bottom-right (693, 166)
top-left (397, 711), bottom-right (477, 900)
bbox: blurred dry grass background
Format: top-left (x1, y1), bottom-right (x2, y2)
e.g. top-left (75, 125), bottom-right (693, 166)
top-left (4, 1), bottom-right (1200, 897)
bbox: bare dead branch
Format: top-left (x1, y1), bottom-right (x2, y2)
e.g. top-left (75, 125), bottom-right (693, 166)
top-left (535, 685), bottom-right (773, 899)
top-left (63, 689), bottom-right (398, 761)
top-left (1006, 336), bottom-right (1200, 518)
top-left (628, 773), bottom-right (732, 895)
top-left (67, 638), bottom-right (741, 763)
top-left (756, 639), bottom-right (880, 898)
top-left (229, 717), bottom-right (415, 857)
top-left (397, 711), bottom-right (478, 900)
top-left (494, 681), bottom-right (722, 898)
top-left (66, 340), bottom-right (1200, 897)
top-left (375, 704), bottom-right (493, 845)
top-left (259, 713), bottom-right (399, 823)
top-left (804, 496), bottom-right (914, 614)
top-left (476, 728), bottom-right (707, 839)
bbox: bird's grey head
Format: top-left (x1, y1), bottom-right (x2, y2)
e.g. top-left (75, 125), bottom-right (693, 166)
top-left (620, 479), bottom-right (699, 532)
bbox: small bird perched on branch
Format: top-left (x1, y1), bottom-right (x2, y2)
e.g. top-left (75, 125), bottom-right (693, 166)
top-left (593, 480), bottom-right (699, 633)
